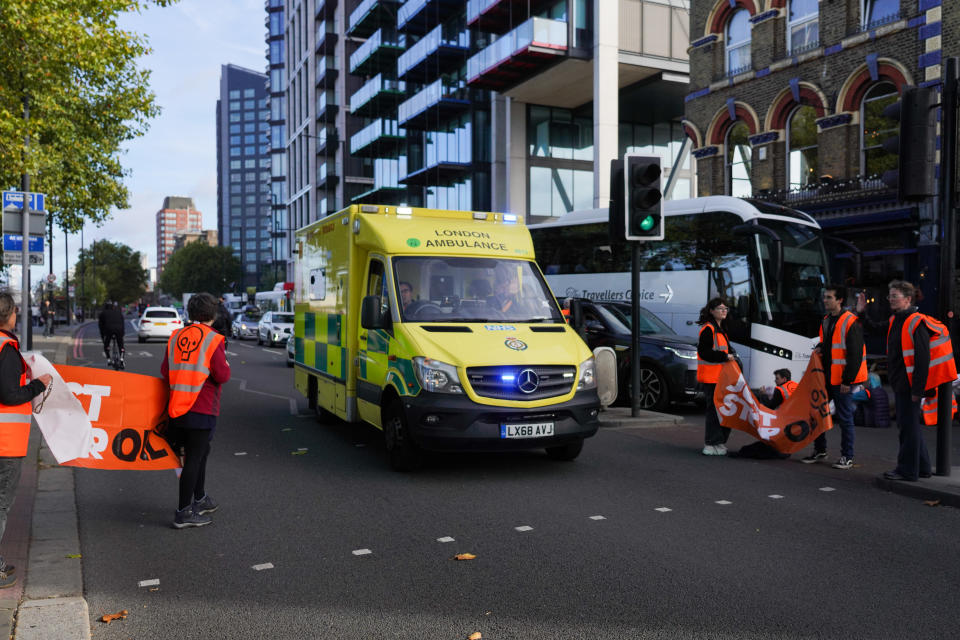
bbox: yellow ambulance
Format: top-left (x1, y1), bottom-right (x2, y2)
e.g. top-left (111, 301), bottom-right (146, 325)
top-left (292, 204), bottom-right (601, 470)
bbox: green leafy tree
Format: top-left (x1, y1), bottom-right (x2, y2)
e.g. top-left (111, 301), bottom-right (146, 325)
top-left (0, 1), bottom-right (178, 233)
top-left (74, 240), bottom-right (147, 306)
top-left (158, 242), bottom-right (241, 298)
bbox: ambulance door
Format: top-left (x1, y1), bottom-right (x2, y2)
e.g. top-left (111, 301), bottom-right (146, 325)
top-left (357, 255), bottom-right (391, 426)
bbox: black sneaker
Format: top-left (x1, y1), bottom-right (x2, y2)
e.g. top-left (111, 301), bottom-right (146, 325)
top-left (832, 456), bottom-right (853, 470)
top-left (192, 495), bottom-right (218, 515)
top-left (801, 451), bottom-right (828, 464)
top-left (172, 505), bottom-right (212, 529)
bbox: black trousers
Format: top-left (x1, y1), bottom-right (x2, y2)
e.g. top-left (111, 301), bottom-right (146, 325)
top-left (174, 428), bottom-right (211, 510)
top-left (702, 383), bottom-right (731, 445)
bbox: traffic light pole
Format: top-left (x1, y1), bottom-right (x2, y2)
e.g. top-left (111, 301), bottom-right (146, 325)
top-left (20, 94), bottom-right (31, 351)
top-left (936, 57), bottom-right (958, 477)
top-left (631, 243), bottom-right (642, 417)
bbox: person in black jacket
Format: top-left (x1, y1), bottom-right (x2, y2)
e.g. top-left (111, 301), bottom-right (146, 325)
top-left (697, 297), bottom-right (738, 456)
top-left (98, 302), bottom-right (126, 367)
top-left (212, 297), bottom-right (232, 338)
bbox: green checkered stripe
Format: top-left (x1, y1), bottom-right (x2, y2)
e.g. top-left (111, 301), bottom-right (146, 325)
top-left (294, 310), bottom-right (347, 381)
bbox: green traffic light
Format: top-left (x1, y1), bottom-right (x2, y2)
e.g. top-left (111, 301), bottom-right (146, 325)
top-left (640, 215), bottom-right (655, 231)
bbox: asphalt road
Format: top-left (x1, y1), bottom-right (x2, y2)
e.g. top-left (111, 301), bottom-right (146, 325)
top-left (71, 321), bottom-right (960, 639)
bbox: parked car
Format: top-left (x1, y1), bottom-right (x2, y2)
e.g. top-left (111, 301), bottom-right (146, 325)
top-left (286, 332), bottom-right (295, 367)
top-left (231, 312), bottom-right (260, 340)
top-left (258, 311), bottom-right (294, 346)
top-left (137, 306), bottom-right (183, 343)
top-left (573, 299), bottom-right (699, 411)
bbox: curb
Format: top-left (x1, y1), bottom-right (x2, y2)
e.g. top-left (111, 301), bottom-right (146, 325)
top-left (873, 467), bottom-right (960, 507)
top-left (598, 406), bottom-right (686, 428)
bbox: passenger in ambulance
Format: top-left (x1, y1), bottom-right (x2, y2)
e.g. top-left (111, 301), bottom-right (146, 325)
top-left (489, 267), bottom-right (525, 315)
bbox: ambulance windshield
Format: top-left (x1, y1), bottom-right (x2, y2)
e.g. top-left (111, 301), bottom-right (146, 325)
top-left (394, 257), bottom-right (564, 323)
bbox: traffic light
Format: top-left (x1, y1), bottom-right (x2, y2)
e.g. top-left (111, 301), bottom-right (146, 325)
top-left (624, 154), bottom-right (663, 240)
top-left (881, 86), bottom-right (937, 201)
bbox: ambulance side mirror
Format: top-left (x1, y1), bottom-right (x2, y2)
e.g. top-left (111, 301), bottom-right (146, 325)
top-left (593, 346), bottom-right (618, 407)
top-left (361, 295), bottom-right (388, 329)
top-left (569, 299), bottom-right (585, 334)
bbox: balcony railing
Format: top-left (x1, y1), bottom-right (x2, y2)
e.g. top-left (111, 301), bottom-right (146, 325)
top-left (316, 91), bottom-right (338, 122)
top-left (316, 57), bottom-right (338, 87)
top-left (317, 162), bottom-right (339, 187)
top-left (348, 0), bottom-right (398, 38)
top-left (466, 0), bottom-right (555, 34)
top-left (316, 20), bottom-right (338, 53)
top-left (350, 27), bottom-right (405, 76)
top-left (316, 127), bottom-right (339, 156)
top-left (350, 119), bottom-right (405, 156)
top-left (397, 22), bottom-right (469, 79)
top-left (350, 73), bottom-right (406, 116)
top-left (398, 78), bottom-right (471, 128)
top-left (757, 175), bottom-right (898, 207)
top-left (398, 0), bottom-right (462, 35)
top-left (466, 16), bottom-right (567, 88)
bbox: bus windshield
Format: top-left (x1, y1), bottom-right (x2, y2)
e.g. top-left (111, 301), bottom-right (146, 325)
top-left (393, 257), bottom-right (564, 323)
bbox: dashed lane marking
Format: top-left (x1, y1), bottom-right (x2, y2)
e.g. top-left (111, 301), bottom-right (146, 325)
top-left (352, 549), bottom-right (372, 556)
top-left (260, 348), bottom-right (282, 356)
top-left (768, 494), bottom-right (784, 499)
top-left (138, 578), bottom-right (159, 588)
top-left (819, 487), bottom-right (836, 492)
top-left (655, 507), bottom-right (672, 513)
top-left (252, 563), bottom-right (274, 571)
top-left (234, 452), bottom-right (247, 456)
top-left (235, 377), bottom-right (299, 415)
top-left (514, 526), bottom-right (533, 532)
top-left (589, 515), bottom-right (606, 520)
top-left (715, 500), bottom-right (732, 505)
top-left (437, 537), bottom-right (455, 543)
top-left (226, 350), bottom-right (239, 356)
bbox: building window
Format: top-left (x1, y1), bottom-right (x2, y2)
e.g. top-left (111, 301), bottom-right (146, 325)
top-left (862, 0), bottom-right (899, 30)
top-left (528, 166), bottom-right (594, 217)
top-left (726, 9), bottom-right (751, 76)
top-left (787, 106), bottom-right (818, 189)
top-left (861, 82), bottom-right (898, 178)
top-left (726, 122), bottom-right (752, 196)
top-left (788, 0), bottom-right (818, 54)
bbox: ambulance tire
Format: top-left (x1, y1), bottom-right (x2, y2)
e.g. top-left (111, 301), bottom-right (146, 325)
top-left (545, 439), bottom-right (583, 461)
top-left (383, 400), bottom-right (423, 472)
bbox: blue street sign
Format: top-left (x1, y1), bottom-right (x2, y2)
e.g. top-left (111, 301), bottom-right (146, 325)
top-left (2, 234), bottom-right (44, 253)
top-left (2, 191), bottom-right (45, 212)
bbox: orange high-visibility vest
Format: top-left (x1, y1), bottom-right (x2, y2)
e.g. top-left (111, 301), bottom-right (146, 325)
top-left (887, 312), bottom-right (958, 392)
top-left (0, 336), bottom-right (33, 457)
top-left (776, 380), bottom-right (799, 400)
top-left (819, 311), bottom-right (867, 385)
top-left (166, 323), bottom-right (225, 418)
top-left (921, 392), bottom-right (957, 426)
top-left (697, 323), bottom-right (729, 384)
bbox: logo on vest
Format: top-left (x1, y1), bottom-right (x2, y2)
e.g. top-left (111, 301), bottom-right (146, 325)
top-left (175, 325), bottom-right (206, 361)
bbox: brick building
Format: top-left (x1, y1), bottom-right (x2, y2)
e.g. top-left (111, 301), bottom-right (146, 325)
top-left (155, 196), bottom-right (202, 275)
top-left (684, 0), bottom-right (953, 324)
top-left (172, 229), bottom-right (219, 252)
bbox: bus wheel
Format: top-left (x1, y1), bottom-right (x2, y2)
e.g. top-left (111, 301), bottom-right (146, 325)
top-left (383, 400), bottom-right (422, 472)
top-left (546, 439), bottom-right (583, 461)
top-left (630, 366), bottom-right (669, 412)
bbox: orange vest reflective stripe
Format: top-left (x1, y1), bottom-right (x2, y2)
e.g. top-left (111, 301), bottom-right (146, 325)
top-left (0, 336), bottom-right (33, 457)
top-left (887, 312), bottom-right (959, 392)
top-left (166, 324), bottom-right (225, 418)
top-left (819, 311), bottom-right (867, 385)
top-left (921, 390), bottom-right (958, 426)
top-left (776, 380), bottom-right (799, 400)
top-left (697, 324), bottom-right (729, 384)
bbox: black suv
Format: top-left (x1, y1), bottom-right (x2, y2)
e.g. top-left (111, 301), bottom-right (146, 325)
top-left (574, 300), bottom-right (700, 411)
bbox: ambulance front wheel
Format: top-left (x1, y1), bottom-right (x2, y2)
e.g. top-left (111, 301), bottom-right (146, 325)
top-left (384, 400), bottom-right (423, 472)
top-left (545, 439), bottom-right (584, 461)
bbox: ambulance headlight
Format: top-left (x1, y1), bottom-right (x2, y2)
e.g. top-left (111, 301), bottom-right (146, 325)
top-left (413, 357), bottom-right (463, 394)
top-left (577, 357), bottom-right (596, 390)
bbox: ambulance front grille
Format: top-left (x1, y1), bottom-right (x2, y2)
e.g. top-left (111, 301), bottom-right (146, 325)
top-left (466, 365), bottom-right (577, 401)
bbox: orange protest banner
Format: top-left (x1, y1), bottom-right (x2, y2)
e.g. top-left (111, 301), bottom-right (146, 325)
top-left (54, 365), bottom-right (180, 471)
top-left (713, 352), bottom-right (833, 454)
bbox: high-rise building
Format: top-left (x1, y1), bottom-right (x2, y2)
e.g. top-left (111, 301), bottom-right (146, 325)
top-left (155, 196), bottom-right (201, 274)
top-left (173, 230), bottom-right (219, 252)
top-left (266, 0), bottom-right (289, 281)
top-left (273, 1), bottom-right (691, 269)
top-left (216, 64), bottom-right (272, 291)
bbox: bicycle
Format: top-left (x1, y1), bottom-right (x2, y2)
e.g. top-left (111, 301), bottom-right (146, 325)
top-left (106, 334), bottom-right (124, 371)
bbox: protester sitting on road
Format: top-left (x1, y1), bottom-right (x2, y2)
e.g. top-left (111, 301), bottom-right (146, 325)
top-left (0, 293), bottom-right (52, 587)
top-left (762, 368), bottom-right (798, 410)
top-left (161, 293), bottom-right (231, 529)
top-left (98, 302), bottom-right (126, 368)
top-left (696, 297), bottom-right (737, 456)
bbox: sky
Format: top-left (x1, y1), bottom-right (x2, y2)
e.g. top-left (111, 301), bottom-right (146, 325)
top-left (39, 0), bottom-right (266, 289)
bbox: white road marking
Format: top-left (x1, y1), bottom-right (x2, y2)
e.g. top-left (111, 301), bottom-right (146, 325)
top-left (352, 549), bottom-right (372, 556)
top-left (437, 537), bottom-right (455, 543)
top-left (226, 350), bottom-right (239, 356)
top-left (715, 500), bottom-right (732, 505)
top-left (514, 526), bottom-right (533, 532)
top-left (261, 348), bottom-right (282, 356)
top-left (234, 452), bottom-right (247, 456)
top-left (768, 494), bottom-right (784, 499)
top-left (235, 377), bottom-right (299, 415)
top-left (138, 578), bottom-right (160, 588)
top-left (252, 563), bottom-right (274, 571)
top-left (819, 487), bottom-right (836, 492)
top-left (589, 515), bottom-right (606, 520)
top-left (138, 351), bottom-right (152, 357)
top-left (297, 447), bottom-right (308, 452)
top-left (237, 343), bottom-right (253, 348)
top-left (655, 507), bottom-right (672, 512)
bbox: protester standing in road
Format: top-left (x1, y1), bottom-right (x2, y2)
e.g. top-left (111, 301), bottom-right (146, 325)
top-left (0, 293), bottom-right (51, 586)
top-left (697, 297), bottom-right (737, 456)
top-left (161, 293), bottom-right (230, 528)
top-left (801, 285), bottom-right (866, 469)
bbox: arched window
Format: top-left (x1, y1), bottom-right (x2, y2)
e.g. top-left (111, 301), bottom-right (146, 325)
top-left (863, 0), bottom-right (899, 30)
top-left (861, 82), bottom-right (898, 178)
top-left (788, 0), bottom-right (819, 54)
top-left (726, 10), bottom-right (751, 75)
top-left (787, 106), bottom-right (818, 189)
top-left (726, 122), bottom-right (752, 196)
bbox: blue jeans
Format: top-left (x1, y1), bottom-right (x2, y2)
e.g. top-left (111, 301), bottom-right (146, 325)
top-left (893, 390), bottom-right (930, 479)
top-left (813, 385), bottom-right (855, 458)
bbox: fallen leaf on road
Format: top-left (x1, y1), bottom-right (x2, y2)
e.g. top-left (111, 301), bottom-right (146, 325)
top-left (923, 499), bottom-right (941, 507)
top-left (100, 610), bottom-right (128, 624)
top-left (65, 554), bottom-right (81, 559)
top-left (291, 451), bottom-right (307, 456)
top-left (468, 633), bottom-right (482, 640)
top-left (453, 553), bottom-right (476, 561)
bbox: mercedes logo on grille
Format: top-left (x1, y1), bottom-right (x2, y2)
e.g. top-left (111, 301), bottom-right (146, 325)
top-left (516, 369), bottom-right (539, 394)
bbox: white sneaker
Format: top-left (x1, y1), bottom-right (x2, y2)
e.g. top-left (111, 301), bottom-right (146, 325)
top-left (701, 445), bottom-right (723, 456)
top-left (716, 443), bottom-right (728, 455)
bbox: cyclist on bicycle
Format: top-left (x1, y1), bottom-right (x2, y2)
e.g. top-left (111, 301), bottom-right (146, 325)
top-left (98, 302), bottom-right (126, 367)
